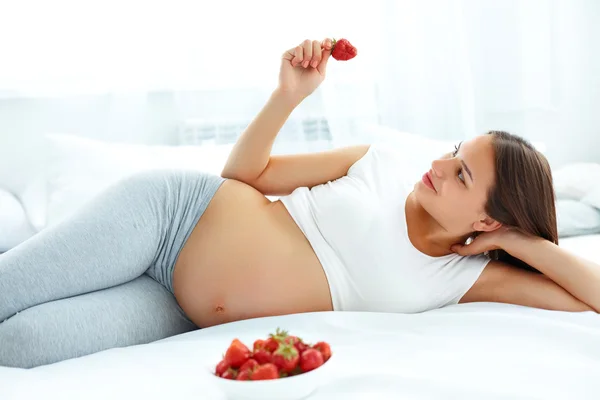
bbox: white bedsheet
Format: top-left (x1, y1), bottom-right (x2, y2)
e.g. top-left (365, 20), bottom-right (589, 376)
top-left (2, 303), bottom-right (600, 400)
top-left (3, 235), bottom-right (600, 400)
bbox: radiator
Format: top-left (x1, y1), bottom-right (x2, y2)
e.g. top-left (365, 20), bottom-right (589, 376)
top-left (178, 117), bottom-right (332, 146)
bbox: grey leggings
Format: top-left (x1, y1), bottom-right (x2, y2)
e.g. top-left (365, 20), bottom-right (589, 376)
top-left (0, 169), bottom-right (225, 368)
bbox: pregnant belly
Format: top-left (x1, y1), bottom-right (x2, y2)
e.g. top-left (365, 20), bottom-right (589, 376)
top-left (172, 179), bottom-right (333, 328)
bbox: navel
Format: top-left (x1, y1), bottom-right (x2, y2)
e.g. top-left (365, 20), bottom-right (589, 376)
top-left (214, 304), bottom-right (226, 313)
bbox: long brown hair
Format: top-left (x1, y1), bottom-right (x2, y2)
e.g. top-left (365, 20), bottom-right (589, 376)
top-left (484, 131), bottom-right (558, 272)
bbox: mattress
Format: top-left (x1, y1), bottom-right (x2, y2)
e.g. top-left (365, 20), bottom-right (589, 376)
top-left (2, 235), bottom-right (600, 400)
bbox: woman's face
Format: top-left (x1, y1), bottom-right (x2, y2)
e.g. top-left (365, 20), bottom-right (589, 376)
top-left (413, 134), bottom-right (498, 235)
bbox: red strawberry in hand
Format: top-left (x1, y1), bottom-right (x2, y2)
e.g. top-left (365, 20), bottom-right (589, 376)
top-left (331, 38), bottom-right (357, 61)
top-left (272, 342), bottom-right (300, 373)
top-left (251, 363), bottom-right (279, 380)
top-left (224, 338), bottom-right (251, 368)
top-left (313, 341), bottom-right (332, 361)
top-left (300, 348), bottom-right (324, 372)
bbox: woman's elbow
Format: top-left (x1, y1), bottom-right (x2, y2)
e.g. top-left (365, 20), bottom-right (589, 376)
top-left (220, 168), bottom-right (250, 184)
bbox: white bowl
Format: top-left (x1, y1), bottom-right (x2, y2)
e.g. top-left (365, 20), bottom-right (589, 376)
top-left (207, 354), bottom-right (334, 400)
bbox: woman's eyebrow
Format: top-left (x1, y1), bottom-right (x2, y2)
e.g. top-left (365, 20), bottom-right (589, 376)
top-left (461, 160), bottom-right (473, 182)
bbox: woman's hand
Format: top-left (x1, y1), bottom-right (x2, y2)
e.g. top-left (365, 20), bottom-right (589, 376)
top-left (450, 226), bottom-right (528, 256)
top-left (277, 38), bottom-right (333, 102)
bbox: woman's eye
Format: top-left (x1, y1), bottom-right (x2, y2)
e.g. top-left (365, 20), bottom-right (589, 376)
top-left (458, 170), bottom-right (465, 183)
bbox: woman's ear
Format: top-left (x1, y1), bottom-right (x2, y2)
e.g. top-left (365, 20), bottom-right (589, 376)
top-left (473, 216), bottom-right (502, 232)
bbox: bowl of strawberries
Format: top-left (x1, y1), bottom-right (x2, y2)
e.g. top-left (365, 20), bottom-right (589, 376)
top-left (210, 328), bottom-right (333, 400)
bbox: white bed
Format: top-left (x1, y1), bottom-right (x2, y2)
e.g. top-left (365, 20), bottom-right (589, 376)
top-left (2, 235), bottom-right (600, 400)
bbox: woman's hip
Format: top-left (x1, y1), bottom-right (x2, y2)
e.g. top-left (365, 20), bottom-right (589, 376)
top-left (116, 169), bottom-right (226, 293)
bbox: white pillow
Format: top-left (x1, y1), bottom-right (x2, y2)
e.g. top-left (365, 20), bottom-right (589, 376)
top-left (43, 134), bottom-right (233, 228)
top-left (553, 163), bottom-right (600, 201)
top-left (556, 199), bottom-right (600, 237)
top-left (0, 188), bottom-right (37, 252)
top-left (0, 134), bottom-right (48, 232)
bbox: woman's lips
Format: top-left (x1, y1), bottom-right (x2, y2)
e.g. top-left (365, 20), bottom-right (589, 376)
top-left (422, 171), bottom-right (437, 192)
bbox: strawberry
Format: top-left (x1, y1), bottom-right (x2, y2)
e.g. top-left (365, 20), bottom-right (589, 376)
top-left (313, 341), bottom-right (332, 361)
top-left (331, 38), bottom-right (357, 61)
top-left (253, 339), bottom-right (266, 352)
top-left (252, 348), bottom-right (273, 365)
top-left (221, 367), bottom-right (238, 380)
top-left (284, 336), bottom-right (309, 354)
top-left (224, 338), bottom-right (251, 368)
top-left (215, 359), bottom-right (230, 376)
top-left (265, 327), bottom-right (289, 352)
top-left (237, 369), bottom-right (252, 381)
top-left (239, 358), bottom-right (259, 373)
top-left (300, 348), bottom-right (324, 372)
top-left (264, 337), bottom-right (279, 353)
top-left (251, 363), bottom-right (279, 380)
top-left (269, 327), bottom-right (289, 342)
top-left (272, 342), bottom-right (299, 373)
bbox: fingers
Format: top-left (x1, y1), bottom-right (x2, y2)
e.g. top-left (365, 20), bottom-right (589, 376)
top-left (321, 37), bottom-right (333, 50)
top-left (450, 244), bottom-right (469, 256)
top-left (293, 45), bottom-right (303, 67)
top-left (451, 239), bottom-right (487, 256)
top-left (451, 244), bottom-right (482, 256)
top-left (310, 40), bottom-right (321, 68)
top-left (298, 39), bottom-right (312, 68)
top-left (317, 38), bottom-right (332, 74)
top-left (284, 38), bottom-right (332, 70)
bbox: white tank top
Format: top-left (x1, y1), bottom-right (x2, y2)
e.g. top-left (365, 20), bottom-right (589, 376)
top-left (280, 144), bottom-right (491, 312)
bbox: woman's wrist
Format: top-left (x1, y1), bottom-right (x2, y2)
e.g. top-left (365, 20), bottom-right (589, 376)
top-left (499, 228), bottom-right (546, 258)
top-left (272, 87), bottom-right (305, 109)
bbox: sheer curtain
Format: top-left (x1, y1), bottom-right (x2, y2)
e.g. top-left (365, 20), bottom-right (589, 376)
top-left (1, 0), bottom-right (599, 165)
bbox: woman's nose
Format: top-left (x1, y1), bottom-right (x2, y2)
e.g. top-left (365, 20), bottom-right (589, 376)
top-left (431, 158), bottom-right (452, 178)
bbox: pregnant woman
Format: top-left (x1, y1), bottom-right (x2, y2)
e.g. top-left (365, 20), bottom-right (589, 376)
top-left (2, 38), bottom-right (599, 368)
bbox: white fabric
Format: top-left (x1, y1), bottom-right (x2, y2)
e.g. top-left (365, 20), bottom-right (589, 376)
top-left (2, 302), bottom-right (599, 400)
top-left (0, 189), bottom-right (36, 252)
top-left (43, 134), bottom-right (233, 227)
top-left (280, 144), bottom-right (489, 312)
